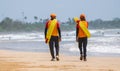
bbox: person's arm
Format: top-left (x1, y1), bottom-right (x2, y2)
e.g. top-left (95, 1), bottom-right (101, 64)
top-left (76, 28), bottom-right (79, 38)
top-left (76, 25), bottom-right (79, 42)
top-left (76, 21), bottom-right (79, 42)
top-left (57, 22), bottom-right (61, 41)
top-left (44, 21), bottom-right (48, 39)
top-left (58, 28), bottom-right (61, 38)
top-left (45, 28), bottom-right (47, 39)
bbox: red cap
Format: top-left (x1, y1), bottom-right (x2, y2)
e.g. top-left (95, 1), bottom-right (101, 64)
top-left (80, 14), bottom-right (86, 18)
top-left (50, 13), bottom-right (56, 17)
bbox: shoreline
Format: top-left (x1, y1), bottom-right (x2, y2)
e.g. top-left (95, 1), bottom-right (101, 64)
top-left (0, 50), bottom-right (120, 71)
top-left (0, 40), bottom-right (120, 57)
top-left (1, 48), bottom-right (120, 57)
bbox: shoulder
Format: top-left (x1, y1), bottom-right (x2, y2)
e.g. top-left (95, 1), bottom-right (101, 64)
top-left (56, 20), bottom-right (60, 24)
top-left (86, 21), bottom-right (89, 24)
top-left (46, 20), bottom-right (51, 24)
top-left (77, 20), bottom-right (80, 24)
top-left (76, 20), bottom-right (80, 28)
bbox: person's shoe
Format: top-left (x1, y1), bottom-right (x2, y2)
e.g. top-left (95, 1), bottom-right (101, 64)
top-left (80, 55), bottom-right (83, 60)
top-left (80, 56), bottom-right (82, 60)
top-left (84, 57), bottom-right (87, 61)
top-left (51, 58), bottom-right (55, 61)
top-left (56, 56), bottom-right (60, 61)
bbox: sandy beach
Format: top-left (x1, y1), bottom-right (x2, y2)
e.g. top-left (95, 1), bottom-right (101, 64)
top-left (0, 50), bottom-right (120, 71)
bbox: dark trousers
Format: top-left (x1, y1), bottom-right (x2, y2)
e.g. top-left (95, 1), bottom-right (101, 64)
top-left (78, 37), bottom-right (87, 57)
top-left (49, 36), bottom-right (59, 58)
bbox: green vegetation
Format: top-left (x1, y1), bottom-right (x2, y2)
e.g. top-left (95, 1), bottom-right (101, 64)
top-left (0, 17), bottom-right (120, 32)
top-left (0, 17), bottom-right (45, 32)
top-left (89, 18), bottom-right (120, 29)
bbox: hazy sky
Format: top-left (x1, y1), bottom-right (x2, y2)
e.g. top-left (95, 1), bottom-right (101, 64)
top-left (0, 0), bottom-right (120, 22)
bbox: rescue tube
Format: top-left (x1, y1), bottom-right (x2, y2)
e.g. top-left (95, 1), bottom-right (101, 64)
top-left (46, 19), bottom-right (57, 43)
top-left (74, 17), bottom-right (91, 38)
top-left (74, 17), bottom-right (79, 23)
top-left (79, 21), bottom-right (91, 38)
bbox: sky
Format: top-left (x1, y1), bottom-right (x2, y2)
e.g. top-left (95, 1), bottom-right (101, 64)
top-left (0, 0), bottom-right (120, 22)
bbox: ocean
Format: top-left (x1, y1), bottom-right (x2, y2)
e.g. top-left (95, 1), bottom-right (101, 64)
top-left (0, 29), bottom-right (120, 56)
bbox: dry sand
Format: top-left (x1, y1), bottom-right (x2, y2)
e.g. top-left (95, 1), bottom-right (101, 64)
top-left (0, 50), bottom-right (120, 71)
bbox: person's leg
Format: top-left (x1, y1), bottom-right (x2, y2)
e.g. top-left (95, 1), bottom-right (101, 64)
top-left (78, 38), bottom-right (83, 60)
top-left (54, 36), bottom-right (60, 61)
top-left (49, 37), bottom-right (55, 61)
top-left (83, 37), bottom-right (87, 61)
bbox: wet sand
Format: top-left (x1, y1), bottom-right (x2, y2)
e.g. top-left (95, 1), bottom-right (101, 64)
top-left (0, 50), bottom-right (120, 71)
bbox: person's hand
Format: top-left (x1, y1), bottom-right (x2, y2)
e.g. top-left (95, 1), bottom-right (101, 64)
top-left (76, 37), bottom-right (78, 42)
top-left (59, 37), bottom-right (61, 42)
top-left (45, 38), bottom-right (48, 43)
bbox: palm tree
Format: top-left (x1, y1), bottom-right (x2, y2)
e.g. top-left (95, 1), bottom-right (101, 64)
top-left (24, 16), bottom-right (27, 20)
top-left (34, 16), bottom-right (38, 23)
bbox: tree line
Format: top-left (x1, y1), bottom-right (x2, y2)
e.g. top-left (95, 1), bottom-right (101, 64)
top-left (0, 17), bottom-right (120, 32)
